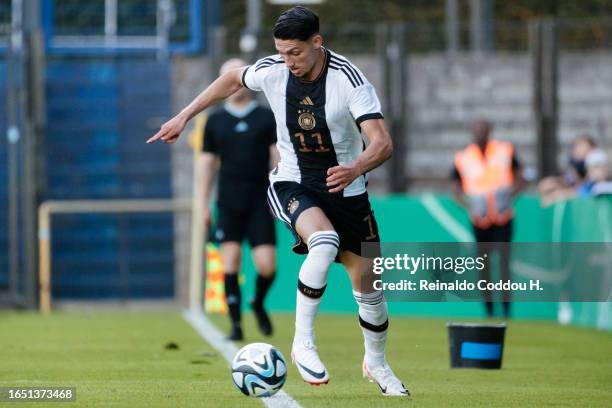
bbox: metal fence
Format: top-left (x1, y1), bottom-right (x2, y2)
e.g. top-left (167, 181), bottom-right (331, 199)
top-left (46, 0), bottom-right (201, 53)
top-left (0, 0), bottom-right (209, 55)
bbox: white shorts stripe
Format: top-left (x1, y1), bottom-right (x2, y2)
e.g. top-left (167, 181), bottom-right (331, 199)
top-left (267, 185), bottom-right (291, 224)
top-left (266, 193), bottom-right (286, 224)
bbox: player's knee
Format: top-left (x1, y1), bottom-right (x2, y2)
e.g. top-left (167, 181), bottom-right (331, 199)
top-left (257, 266), bottom-right (276, 278)
top-left (222, 253), bottom-right (241, 273)
top-left (252, 247), bottom-right (276, 275)
top-left (297, 231), bottom-right (339, 292)
top-left (306, 230), bottom-right (339, 259)
top-left (253, 256), bottom-right (275, 276)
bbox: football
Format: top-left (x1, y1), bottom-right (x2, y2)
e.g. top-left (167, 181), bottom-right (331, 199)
top-left (231, 342), bottom-right (287, 397)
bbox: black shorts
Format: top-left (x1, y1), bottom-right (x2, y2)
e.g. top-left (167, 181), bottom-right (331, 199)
top-left (267, 181), bottom-right (380, 258)
top-left (214, 196), bottom-right (276, 247)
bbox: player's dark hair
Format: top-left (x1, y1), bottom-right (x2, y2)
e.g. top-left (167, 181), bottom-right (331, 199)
top-left (273, 6), bottom-right (319, 41)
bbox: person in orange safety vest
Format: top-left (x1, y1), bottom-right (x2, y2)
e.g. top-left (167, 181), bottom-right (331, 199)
top-left (452, 119), bottom-right (525, 318)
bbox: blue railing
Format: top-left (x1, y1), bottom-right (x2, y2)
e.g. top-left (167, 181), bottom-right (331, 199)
top-left (0, 0), bottom-right (217, 55)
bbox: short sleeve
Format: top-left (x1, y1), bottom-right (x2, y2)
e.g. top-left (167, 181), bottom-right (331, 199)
top-left (202, 117), bottom-right (216, 154)
top-left (349, 83), bottom-right (384, 126)
top-left (242, 55), bottom-right (283, 92)
top-left (241, 65), bottom-right (261, 92)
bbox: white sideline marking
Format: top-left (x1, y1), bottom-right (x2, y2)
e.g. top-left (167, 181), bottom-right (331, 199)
top-left (183, 310), bottom-right (303, 408)
top-left (420, 193), bottom-right (474, 242)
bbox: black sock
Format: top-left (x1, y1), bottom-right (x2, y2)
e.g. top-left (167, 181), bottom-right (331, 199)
top-left (224, 273), bottom-right (241, 327)
top-left (252, 274), bottom-right (275, 309)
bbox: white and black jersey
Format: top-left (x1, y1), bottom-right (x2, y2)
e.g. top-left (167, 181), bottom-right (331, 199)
top-left (242, 48), bottom-right (383, 197)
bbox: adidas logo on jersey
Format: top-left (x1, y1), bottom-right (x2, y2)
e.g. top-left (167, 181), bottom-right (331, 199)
top-left (300, 96), bottom-right (314, 106)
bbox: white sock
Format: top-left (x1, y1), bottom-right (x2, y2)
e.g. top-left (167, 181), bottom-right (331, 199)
top-left (354, 290), bottom-right (388, 367)
top-left (294, 231), bottom-right (339, 344)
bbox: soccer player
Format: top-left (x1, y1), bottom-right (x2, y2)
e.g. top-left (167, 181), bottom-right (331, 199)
top-left (148, 6), bottom-right (409, 396)
top-left (200, 58), bottom-right (279, 341)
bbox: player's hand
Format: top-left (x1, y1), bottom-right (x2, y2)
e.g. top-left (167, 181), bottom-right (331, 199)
top-left (326, 164), bottom-right (361, 193)
top-left (147, 114), bottom-right (188, 144)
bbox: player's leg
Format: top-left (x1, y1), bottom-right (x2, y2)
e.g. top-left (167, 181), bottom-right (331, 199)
top-left (474, 226), bottom-right (494, 317)
top-left (216, 205), bottom-right (247, 340)
top-left (341, 251), bottom-right (387, 367)
top-left (294, 206), bottom-right (337, 340)
top-left (290, 206), bottom-right (338, 384)
top-left (247, 196), bottom-right (278, 335)
top-left (341, 250), bottom-right (409, 397)
top-left (496, 221), bottom-right (513, 318)
top-left (221, 242), bottom-right (243, 340)
top-left (268, 181), bottom-right (338, 384)
top-left (251, 245), bottom-right (276, 279)
top-left (250, 244), bottom-right (276, 335)
top-left (333, 192), bottom-right (408, 396)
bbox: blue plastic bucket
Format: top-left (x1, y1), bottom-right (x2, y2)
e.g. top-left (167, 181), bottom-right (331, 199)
top-left (447, 322), bottom-right (507, 369)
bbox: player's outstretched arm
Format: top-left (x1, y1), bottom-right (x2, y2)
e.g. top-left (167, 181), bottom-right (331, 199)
top-left (147, 67), bottom-right (246, 144)
top-left (326, 118), bottom-right (393, 193)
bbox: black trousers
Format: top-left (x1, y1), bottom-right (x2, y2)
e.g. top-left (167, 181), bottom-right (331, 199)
top-left (474, 221), bottom-right (513, 312)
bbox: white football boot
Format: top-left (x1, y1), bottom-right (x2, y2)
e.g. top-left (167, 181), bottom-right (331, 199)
top-left (362, 359), bottom-right (410, 397)
top-left (291, 338), bottom-right (330, 385)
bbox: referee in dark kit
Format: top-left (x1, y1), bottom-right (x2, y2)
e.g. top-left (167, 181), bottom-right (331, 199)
top-left (199, 58), bottom-right (279, 341)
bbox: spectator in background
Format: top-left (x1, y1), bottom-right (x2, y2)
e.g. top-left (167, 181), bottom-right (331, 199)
top-left (538, 135), bottom-right (596, 205)
top-left (578, 148), bottom-right (612, 197)
top-left (452, 120), bottom-right (526, 318)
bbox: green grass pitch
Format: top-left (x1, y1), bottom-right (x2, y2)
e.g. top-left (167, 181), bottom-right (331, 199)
top-left (0, 310), bottom-right (610, 407)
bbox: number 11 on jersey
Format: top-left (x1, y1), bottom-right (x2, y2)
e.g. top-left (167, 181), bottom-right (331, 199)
top-left (294, 132), bottom-right (330, 153)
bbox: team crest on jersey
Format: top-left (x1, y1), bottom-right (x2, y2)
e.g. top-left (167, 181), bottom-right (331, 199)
top-left (298, 109), bottom-right (316, 131)
top-left (288, 198), bottom-right (300, 215)
top-left (234, 121), bottom-right (248, 132)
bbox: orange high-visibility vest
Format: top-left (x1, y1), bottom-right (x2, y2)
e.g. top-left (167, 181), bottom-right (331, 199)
top-left (454, 140), bottom-right (515, 229)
